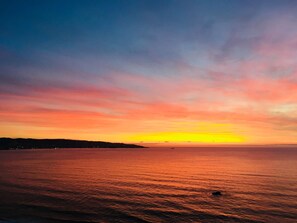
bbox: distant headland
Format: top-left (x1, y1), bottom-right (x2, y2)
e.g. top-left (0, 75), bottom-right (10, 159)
top-left (0, 138), bottom-right (144, 150)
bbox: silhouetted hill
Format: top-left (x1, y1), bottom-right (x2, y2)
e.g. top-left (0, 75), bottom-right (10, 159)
top-left (0, 138), bottom-right (144, 150)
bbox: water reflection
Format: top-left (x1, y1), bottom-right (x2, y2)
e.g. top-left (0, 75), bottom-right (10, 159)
top-left (0, 147), bottom-right (297, 222)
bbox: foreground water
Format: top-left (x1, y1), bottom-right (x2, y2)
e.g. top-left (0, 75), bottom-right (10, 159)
top-left (0, 147), bottom-right (297, 223)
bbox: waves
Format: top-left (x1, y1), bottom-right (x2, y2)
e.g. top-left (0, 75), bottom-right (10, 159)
top-left (0, 148), bottom-right (297, 222)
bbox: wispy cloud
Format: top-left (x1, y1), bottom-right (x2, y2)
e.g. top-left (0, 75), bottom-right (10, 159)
top-left (1, 0), bottom-right (297, 143)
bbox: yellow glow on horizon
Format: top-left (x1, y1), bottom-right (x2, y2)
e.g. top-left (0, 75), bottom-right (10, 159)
top-left (0, 121), bottom-right (247, 144)
top-left (126, 132), bottom-right (246, 143)
top-left (2, 120), bottom-right (297, 145)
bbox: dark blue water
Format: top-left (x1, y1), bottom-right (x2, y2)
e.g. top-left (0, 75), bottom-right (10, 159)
top-left (0, 147), bottom-right (297, 222)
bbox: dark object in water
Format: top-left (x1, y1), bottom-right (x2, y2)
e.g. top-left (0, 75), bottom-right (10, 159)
top-left (212, 191), bottom-right (222, 196)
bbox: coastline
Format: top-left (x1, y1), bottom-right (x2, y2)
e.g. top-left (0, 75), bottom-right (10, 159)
top-left (0, 138), bottom-right (144, 150)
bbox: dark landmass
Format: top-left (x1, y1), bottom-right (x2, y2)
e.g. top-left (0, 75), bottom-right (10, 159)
top-left (0, 138), bottom-right (144, 150)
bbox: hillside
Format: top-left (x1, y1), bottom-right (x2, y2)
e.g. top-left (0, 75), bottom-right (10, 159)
top-left (0, 138), bottom-right (144, 150)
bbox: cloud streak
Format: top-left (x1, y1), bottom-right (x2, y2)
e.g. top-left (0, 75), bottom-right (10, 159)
top-left (1, 0), bottom-right (297, 144)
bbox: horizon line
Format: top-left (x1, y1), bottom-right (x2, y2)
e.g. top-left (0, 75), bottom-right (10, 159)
top-left (1, 137), bottom-right (297, 147)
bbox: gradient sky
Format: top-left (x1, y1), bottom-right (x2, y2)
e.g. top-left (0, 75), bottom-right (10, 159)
top-left (1, 0), bottom-right (297, 144)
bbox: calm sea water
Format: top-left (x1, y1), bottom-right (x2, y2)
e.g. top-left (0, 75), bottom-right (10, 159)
top-left (0, 147), bottom-right (297, 223)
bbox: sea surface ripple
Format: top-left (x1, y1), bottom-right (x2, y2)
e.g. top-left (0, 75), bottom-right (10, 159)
top-left (0, 147), bottom-right (297, 223)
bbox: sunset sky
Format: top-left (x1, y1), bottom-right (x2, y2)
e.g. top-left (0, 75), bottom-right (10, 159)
top-left (1, 0), bottom-right (297, 145)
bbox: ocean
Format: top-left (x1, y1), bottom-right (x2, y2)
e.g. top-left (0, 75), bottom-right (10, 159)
top-left (0, 147), bottom-right (296, 222)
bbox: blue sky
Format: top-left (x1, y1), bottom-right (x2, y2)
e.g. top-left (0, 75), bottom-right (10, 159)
top-left (1, 0), bottom-right (297, 144)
